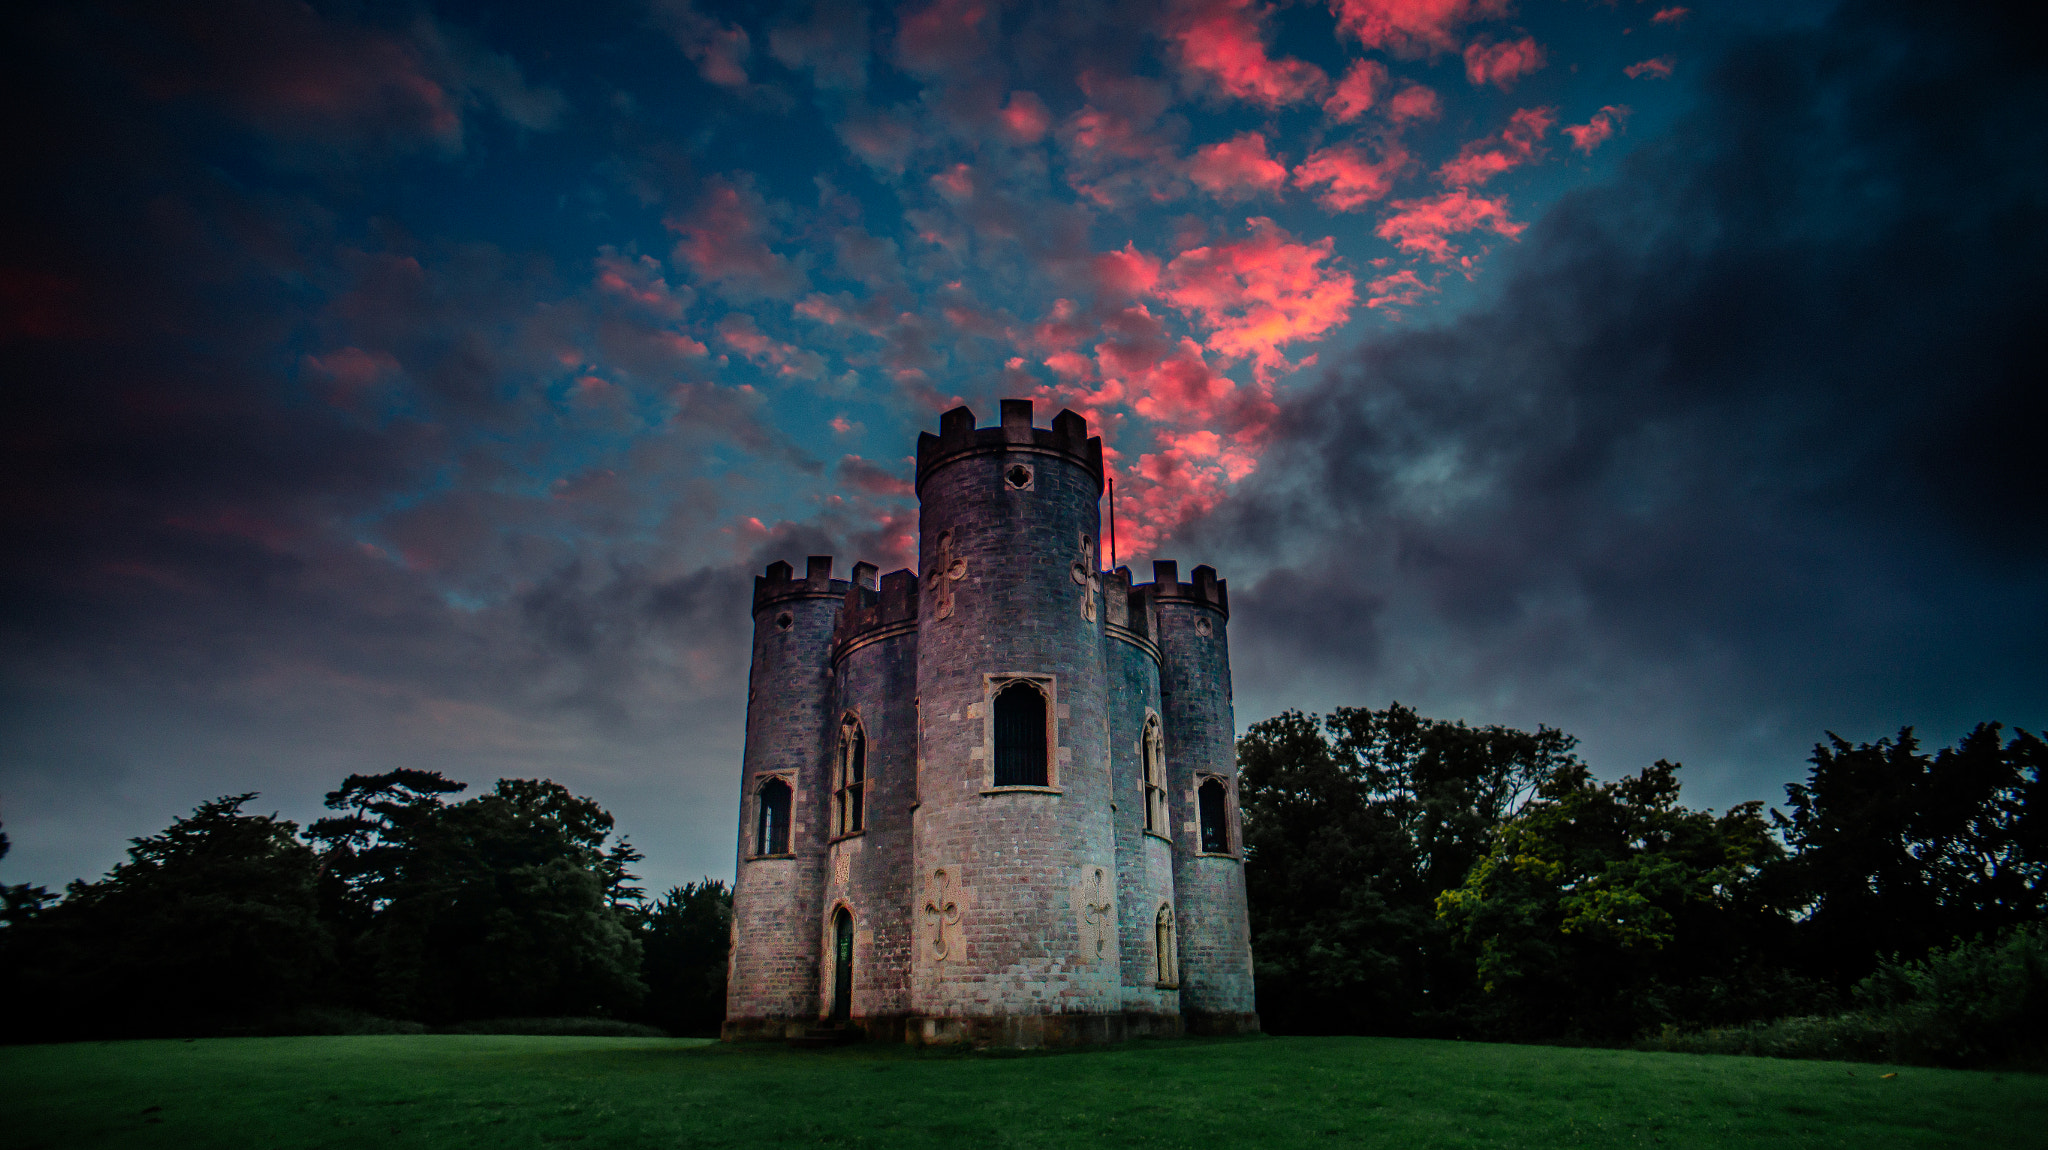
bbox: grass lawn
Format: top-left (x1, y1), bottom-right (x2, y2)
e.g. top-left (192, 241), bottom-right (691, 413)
top-left (3, 1033), bottom-right (2043, 1149)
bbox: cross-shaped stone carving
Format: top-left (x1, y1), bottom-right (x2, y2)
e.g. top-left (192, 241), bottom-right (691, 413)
top-left (922, 867), bottom-right (962, 961)
top-left (1070, 533), bottom-right (1101, 623)
top-left (925, 530), bottom-right (968, 620)
top-left (1075, 866), bottom-right (1113, 963)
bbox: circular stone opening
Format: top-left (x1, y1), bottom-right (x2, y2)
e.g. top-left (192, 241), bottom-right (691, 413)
top-left (775, 612), bottom-right (795, 631)
top-left (1005, 464), bottom-right (1033, 489)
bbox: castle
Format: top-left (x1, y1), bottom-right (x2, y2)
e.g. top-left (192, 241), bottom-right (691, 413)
top-left (723, 400), bottom-right (1257, 1045)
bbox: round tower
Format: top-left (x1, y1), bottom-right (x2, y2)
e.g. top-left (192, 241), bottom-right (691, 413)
top-left (1151, 561), bottom-right (1259, 1034)
top-left (723, 556), bottom-right (843, 1039)
top-left (908, 400), bottom-right (1121, 1044)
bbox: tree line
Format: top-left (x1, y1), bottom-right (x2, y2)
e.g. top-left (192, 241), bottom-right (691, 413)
top-left (1240, 705), bottom-right (2047, 1063)
top-left (0, 771), bottom-right (731, 1042)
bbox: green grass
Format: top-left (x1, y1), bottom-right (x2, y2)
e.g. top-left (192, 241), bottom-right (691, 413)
top-left (4, 1033), bottom-right (2044, 1149)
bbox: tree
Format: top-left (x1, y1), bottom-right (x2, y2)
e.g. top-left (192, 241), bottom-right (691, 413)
top-left (3, 796), bottom-right (332, 1040)
top-left (1774, 723), bottom-right (2048, 987)
top-left (1238, 703), bottom-right (1574, 1035)
top-left (344, 778), bottom-right (647, 1022)
top-left (639, 880), bottom-right (732, 1036)
top-left (1436, 761), bottom-right (1797, 1040)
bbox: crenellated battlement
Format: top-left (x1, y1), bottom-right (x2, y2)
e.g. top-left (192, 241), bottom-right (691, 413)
top-left (832, 565), bottom-right (919, 658)
top-left (753, 555), bottom-right (851, 612)
top-left (1130, 559), bottom-right (1229, 618)
top-left (914, 399), bottom-right (1104, 495)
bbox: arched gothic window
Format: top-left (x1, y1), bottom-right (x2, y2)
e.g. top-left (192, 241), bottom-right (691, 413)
top-left (757, 777), bottom-right (792, 856)
top-left (835, 716), bottom-right (866, 835)
top-left (1155, 904), bottom-right (1178, 988)
top-left (1141, 717), bottom-right (1168, 835)
top-left (1198, 778), bottom-right (1230, 854)
top-left (992, 680), bottom-right (1049, 787)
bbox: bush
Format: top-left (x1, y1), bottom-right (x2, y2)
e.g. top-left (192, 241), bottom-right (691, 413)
top-left (1641, 924), bottom-right (2048, 1068)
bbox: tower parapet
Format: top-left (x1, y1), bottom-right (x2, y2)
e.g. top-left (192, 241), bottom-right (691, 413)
top-left (915, 399), bottom-right (1104, 495)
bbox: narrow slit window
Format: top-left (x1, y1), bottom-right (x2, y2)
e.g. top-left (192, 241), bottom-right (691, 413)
top-left (757, 777), bottom-right (792, 855)
top-left (992, 681), bottom-right (1049, 787)
top-left (1142, 718), bottom-right (1167, 835)
top-left (836, 717), bottom-right (866, 834)
top-left (1198, 778), bottom-right (1229, 854)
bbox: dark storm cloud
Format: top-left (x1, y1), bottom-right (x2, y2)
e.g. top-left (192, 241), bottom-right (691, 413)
top-left (1202, 0), bottom-right (2048, 803)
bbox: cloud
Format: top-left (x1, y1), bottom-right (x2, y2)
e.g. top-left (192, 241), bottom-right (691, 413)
top-left (1187, 132), bottom-right (1290, 201)
top-left (1362, 266), bottom-right (1433, 310)
top-left (1157, 218), bottom-right (1358, 378)
top-left (1386, 82), bottom-right (1443, 124)
top-left (1651, 7), bottom-right (1691, 25)
top-left (1462, 35), bottom-right (1546, 91)
top-left (1202, 0), bottom-right (2048, 812)
top-left (1058, 72), bottom-right (1190, 207)
top-left (1374, 189), bottom-right (1524, 262)
top-left (1436, 106), bottom-right (1554, 188)
top-left (836, 455), bottom-right (914, 497)
top-left (893, 0), bottom-right (990, 79)
top-left (1563, 105), bottom-right (1630, 154)
top-left (1293, 139), bottom-right (1414, 210)
top-left (1626, 56), bottom-right (1677, 80)
top-left (1329, 0), bottom-right (1513, 58)
top-left (652, 0), bottom-right (752, 87)
top-left (1324, 59), bottom-right (1390, 123)
top-left (998, 91), bottom-right (1052, 144)
top-left (1166, 0), bottom-right (1329, 108)
top-left (769, 0), bottom-right (870, 91)
top-left (667, 176), bottom-right (808, 300)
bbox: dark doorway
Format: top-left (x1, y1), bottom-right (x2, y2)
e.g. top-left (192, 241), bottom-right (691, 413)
top-left (831, 908), bottom-right (854, 1023)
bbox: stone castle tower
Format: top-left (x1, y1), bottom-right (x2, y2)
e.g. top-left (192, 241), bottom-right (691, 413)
top-left (722, 400), bottom-right (1257, 1045)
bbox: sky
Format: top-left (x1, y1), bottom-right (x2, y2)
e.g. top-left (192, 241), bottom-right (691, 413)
top-left (2, 0), bottom-right (2042, 898)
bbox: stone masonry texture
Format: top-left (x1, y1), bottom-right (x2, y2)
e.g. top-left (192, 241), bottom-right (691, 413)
top-left (722, 402), bottom-right (1258, 1045)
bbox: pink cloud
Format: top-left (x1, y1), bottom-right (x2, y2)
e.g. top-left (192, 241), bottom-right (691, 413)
top-left (1329, 0), bottom-right (1513, 58)
top-left (999, 90), bottom-right (1051, 144)
top-left (718, 314), bottom-right (824, 378)
top-left (1058, 72), bottom-right (1188, 207)
top-left (1626, 56), bottom-right (1676, 79)
top-left (1435, 106), bottom-right (1554, 187)
top-left (652, 0), bottom-right (752, 87)
top-left (1323, 59), bottom-right (1390, 123)
top-left (1187, 131), bottom-right (1289, 201)
top-left (1033, 298), bottom-right (1098, 351)
top-left (1650, 7), bottom-right (1690, 24)
top-left (1293, 139), bottom-right (1413, 210)
top-left (666, 176), bottom-right (806, 300)
top-left (1386, 81), bottom-right (1442, 124)
top-left (594, 250), bottom-right (689, 319)
top-left (1095, 243), bottom-right (1165, 299)
top-left (1363, 267), bottom-right (1433, 310)
top-left (1374, 190), bottom-right (1524, 262)
top-left (1563, 104), bottom-right (1630, 153)
top-left (894, 0), bottom-right (990, 77)
top-left (1156, 217), bottom-right (1358, 378)
top-left (1166, 0), bottom-right (1329, 108)
top-left (837, 454), bottom-right (914, 497)
top-left (1462, 35), bottom-right (1546, 91)
top-left (302, 346), bottom-right (400, 406)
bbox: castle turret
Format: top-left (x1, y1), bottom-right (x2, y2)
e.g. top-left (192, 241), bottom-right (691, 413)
top-left (909, 400), bottom-right (1123, 1045)
top-left (1146, 560), bottom-right (1258, 1033)
top-left (724, 556), bottom-right (844, 1038)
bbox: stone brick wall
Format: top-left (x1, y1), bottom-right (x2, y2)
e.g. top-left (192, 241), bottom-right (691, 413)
top-left (910, 400), bottom-right (1121, 1020)
top-left (725, 559), bottom-right (843, 1032)
top-left (826, 611), bottom-right (918, 1023)
top-left (1151, 565), bottom-right (1258, 1027)
top-left (1104, 571), bottom-right (1179, 1015)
